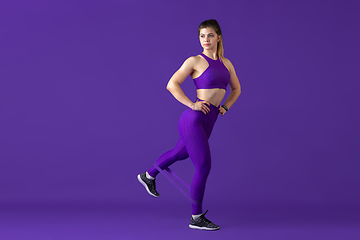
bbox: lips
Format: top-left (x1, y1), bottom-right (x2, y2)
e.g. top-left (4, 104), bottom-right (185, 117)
top-left (204, 44), bottom-right (210, 46)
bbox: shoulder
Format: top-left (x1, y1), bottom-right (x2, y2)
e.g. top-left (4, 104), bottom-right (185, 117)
top-left (184, 55), bottom-right (203, 64)
top-left (180, 55), bottom-right (203, 69)
top-left (221, 57), bottom-right (235, 72)
top-left (221, 57), bottom-right (233, 67)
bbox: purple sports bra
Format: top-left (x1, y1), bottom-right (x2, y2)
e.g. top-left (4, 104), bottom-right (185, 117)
top-left (193, 53), bottom-right (230, 90)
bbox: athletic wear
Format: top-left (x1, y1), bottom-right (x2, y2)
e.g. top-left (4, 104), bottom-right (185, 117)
top-left (193, 53), bottom-right (230, 90)
top-left (145, 53), bottom-right (230, 215)
top-left (148, 100), bottom-right (219, 214)
top-left (189, 210), bottom-right (220, 231)
top-left (137, 172), bottom-right (159, 197)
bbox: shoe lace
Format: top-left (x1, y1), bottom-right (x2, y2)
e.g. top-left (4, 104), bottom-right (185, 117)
top-left (199, 210), bottom-right (219, 228)
top-left (199, 210), bottom-right (212, 223)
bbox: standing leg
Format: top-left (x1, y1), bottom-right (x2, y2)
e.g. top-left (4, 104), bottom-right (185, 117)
top-left (178, 110), bottom-right (214, 215)
top-left (182, 104), bottom-right (220, 231)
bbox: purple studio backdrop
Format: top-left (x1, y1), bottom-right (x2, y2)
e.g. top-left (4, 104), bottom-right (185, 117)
top-left (0, 0), bottom-right (359, 215)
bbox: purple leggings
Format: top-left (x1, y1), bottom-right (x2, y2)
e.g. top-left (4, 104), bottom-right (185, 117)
top-left (148, 100), bottom-right (219, 215)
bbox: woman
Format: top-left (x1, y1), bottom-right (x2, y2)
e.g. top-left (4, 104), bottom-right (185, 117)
top-left (137, 19), bottom-right (241, 231)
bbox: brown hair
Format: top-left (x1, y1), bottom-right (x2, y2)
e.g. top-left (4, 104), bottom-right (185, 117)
top-left (198, 19), bottom-right (224, 59)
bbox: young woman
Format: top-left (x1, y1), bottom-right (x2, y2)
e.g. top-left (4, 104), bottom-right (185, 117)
top-left (137, 19), bottom-right (241, 231)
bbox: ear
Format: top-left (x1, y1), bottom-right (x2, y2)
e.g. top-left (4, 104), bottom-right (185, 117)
top-left (218, 35), bottom-right (221, 42)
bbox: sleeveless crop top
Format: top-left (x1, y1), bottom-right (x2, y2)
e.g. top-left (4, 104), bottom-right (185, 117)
top-left (193, 53), bottom-right (230, 90)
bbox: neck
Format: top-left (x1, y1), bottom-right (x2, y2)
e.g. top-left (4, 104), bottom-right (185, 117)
top-left (202, 49), bottom-right (218, 60)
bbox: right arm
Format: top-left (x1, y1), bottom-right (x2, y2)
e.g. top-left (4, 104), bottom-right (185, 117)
top-left (166, 57), bottom-right (210, 114)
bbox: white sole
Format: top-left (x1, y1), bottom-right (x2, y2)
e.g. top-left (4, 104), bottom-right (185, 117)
top-left (137, 174), bottom-right (159, 198)
top-left (189, 224), bottom-right (220, 231)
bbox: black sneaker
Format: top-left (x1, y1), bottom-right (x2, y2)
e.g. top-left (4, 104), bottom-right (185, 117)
top-left (189, 210), bottom-right (220, 231)
top-left (137, 172), bottom-right (159, 197)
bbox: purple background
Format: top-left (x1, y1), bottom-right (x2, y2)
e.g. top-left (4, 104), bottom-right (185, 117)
top-left (1, 0), bottom-right (359, 239)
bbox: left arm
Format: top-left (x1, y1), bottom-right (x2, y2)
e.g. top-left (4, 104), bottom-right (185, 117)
top-left (219, 58), bottom-right (241, 116)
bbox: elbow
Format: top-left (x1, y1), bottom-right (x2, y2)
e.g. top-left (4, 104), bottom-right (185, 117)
top-left (166, 82), bottom-right (178, 93)
top-left (231, 86), bottom-right (241, 96)
top-left (236, 85), bottom-right (241, 96)
top-left (166, 84), bottom-right (172, 92)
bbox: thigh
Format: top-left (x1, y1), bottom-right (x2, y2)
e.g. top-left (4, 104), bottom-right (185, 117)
top-left (172, 137), bottom-right (189, 161)
top-left (178, 110), bottom-right (211, 167)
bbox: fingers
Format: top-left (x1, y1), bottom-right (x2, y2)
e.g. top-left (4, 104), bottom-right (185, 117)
top-left (201, 102), bottom-right (210, 114)
top-left (194, 101), bottom-right (227, 116)
top-left (193, 101), bottom-right (212, 114)
top-left (219, 106), bottom-right (226, 116)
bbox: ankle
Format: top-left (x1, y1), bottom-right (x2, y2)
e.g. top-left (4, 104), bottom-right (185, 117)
top-left (146, 171), bottom-right (155, 180)
top-left (192, 213), bottom-right (202, 220)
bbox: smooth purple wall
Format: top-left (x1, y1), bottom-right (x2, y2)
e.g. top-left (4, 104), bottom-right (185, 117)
top-left (0, 0), bottom-right (359, 209)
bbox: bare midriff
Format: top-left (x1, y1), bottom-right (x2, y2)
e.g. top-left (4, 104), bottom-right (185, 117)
top-left (196, 88), bottom-right (226, 107)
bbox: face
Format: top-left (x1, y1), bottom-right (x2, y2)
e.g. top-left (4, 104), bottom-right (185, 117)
top-left (199, 27), bottom-right (221, 51)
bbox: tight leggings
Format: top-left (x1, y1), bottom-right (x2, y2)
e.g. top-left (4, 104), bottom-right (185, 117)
top-left (148, 100), bottom-right (219, 215)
